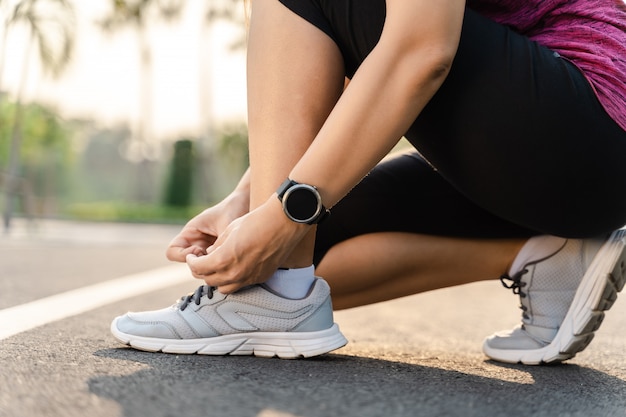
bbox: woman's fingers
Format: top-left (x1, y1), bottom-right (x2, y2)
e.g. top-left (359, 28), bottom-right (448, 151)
top-left (166, 243), bottom-right (205, 262)
top-left (166, 229), bottom-right (216, 262)
top-left (186, 252), bottom-right (247, 293)
top-left (185, 253), bottom-right (212, 276)
top-left (183, 202), bottom-right (308, 294)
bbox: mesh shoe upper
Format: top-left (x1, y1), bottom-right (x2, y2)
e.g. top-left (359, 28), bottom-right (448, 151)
top-left (114, 278), bottom-right (335, 340)
top-left (483, 229), bottom-right (626, 364)
top-left (505, 238), bottom-right (603, 342)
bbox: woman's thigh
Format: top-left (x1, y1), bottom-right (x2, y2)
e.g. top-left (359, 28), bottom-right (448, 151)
top-left (314, 151), bottom-right (537, 265)
top-left (315, 8), bottom-right (626, 264)
top-left (405, 8), bottom-right (626, 238)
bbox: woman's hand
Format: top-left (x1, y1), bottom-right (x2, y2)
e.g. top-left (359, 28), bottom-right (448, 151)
top-left (185, 196), bottom-right (310, 294)
top-left (165, 188), bottom-right (250, 263)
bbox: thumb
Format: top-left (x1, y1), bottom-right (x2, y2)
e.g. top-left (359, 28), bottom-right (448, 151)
top-left (185, 252), bottom-right (217, 278)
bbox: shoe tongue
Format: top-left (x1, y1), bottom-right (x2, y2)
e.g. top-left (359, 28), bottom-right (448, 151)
top-left (509, 236), bottom-right (567, 276)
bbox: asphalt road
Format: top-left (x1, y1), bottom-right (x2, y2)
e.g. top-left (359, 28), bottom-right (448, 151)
top-left (1, 219), bottom-right (625, 417)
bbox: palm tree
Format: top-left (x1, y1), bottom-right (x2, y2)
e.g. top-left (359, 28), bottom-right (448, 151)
top-left (199, 0), bottom-right (245, 122)
top-left (2, 0), bottom-right (75, 232)
top-left (195, 0), bottom-right (246, 201)
top-left (99, 0), bottom-right (185, 202)
top-left (0, 0), bottom-right (12, 94)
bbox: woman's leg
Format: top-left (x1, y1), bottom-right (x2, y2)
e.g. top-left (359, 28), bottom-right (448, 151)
top-left (312, 6), bottom-right (626, 311)
top-left (317, 232), bottom-right (525, 310)
top-left (404, 9), bottom-right (626, 237)
top-left (313, 151), bottom-right (532, 308)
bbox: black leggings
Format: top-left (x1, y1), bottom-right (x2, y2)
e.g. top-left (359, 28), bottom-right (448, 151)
top-left (313, 9), bottom-right (626, 265)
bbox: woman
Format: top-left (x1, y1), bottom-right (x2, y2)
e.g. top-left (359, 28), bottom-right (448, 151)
top-left (111, 0), bottom-right (626, 364)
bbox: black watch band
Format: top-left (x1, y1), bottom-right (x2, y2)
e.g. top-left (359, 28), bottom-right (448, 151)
top-left (276, 179), bottom-right (330, 225)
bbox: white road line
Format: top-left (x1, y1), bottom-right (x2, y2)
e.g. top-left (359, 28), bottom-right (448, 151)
top-left (0, 263), bottom-right (191, 341)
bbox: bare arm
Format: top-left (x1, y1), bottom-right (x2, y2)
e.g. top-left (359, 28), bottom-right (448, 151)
top-left (187, 0), bottom-right (466, 292)
top-left (289, 0), bottom-right (465, 207)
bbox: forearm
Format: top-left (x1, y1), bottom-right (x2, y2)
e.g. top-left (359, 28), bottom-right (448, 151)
top-left (289, 44), bottom-right (453, 208)
top-left (246, 0), bottom-right (344, 209)
top-left (288, 0), bottom-right (464, 209)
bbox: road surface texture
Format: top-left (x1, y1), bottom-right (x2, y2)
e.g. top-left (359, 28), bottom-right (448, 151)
top-left (1, 219), bottom-right (625, 417)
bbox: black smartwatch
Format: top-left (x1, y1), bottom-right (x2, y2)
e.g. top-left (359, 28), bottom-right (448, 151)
top-left (276, 179), bottom-right (330, 225)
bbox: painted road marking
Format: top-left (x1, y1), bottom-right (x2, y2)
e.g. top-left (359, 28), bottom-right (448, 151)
top-left (0, 263), bottom-right (190, 340)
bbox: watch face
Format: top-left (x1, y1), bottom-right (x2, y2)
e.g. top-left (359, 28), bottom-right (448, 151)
top-left (284, 185), bottom-right (321, 222)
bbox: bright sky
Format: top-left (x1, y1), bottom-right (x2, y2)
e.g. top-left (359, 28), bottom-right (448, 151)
top-left (1, 0), bottom-right (248, 140)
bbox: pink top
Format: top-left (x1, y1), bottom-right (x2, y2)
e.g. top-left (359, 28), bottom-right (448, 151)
top-left (468, 0), bottom-right (626, 131)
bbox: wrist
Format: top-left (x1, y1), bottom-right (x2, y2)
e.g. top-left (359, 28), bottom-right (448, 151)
top-left (224, 187), bottom-right (250, 214)
top-left (260, 196), bottom-right (311, 246)
top-left (276, 178), bottom-right (330, 225)
top-left (256, 194), bottom-right (316, 266)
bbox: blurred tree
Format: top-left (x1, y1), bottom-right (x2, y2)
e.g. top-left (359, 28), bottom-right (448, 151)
top-left (0, 101), bottom-right (73, 215)
top-left (203, 0), bottom-right (245, 48)
top-left (99, 0), bottom-right (185, 203)
top-left (0, 0), bottom-right (11, 93)
top-left (195, 0), bottom-right (246, 203)
top-left (218, 122), bottom-right (248, 172)
top-left (75, 126), bottom-right (135, 203)
top-left (164, 139), bottom-right (194, 207)
top-left (1, 0), bottom-right (75, 231)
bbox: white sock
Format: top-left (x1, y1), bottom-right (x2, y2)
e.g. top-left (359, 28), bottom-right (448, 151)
top-left (264, 265), bottom-right (316, 299)
top-left (509, 235), bottom-right (567, 276)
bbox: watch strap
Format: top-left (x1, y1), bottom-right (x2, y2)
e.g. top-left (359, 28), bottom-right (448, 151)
top-left (276, 178), bottom-right (298, 200)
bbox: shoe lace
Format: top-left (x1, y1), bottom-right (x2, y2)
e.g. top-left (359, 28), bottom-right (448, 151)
top-left (179, 285), bottom-right (215, 311)
top-left (499, 268), bottom-right (528, 296)
top-left (500, 268), bottom-right (529, 319)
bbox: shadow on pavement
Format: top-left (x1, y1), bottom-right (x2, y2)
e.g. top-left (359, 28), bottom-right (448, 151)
top-left (90, 348), bottom-right (626, 417)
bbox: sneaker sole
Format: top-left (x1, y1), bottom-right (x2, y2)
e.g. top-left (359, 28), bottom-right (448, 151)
top-left (483, 228), bottom-right (626, 365)
top-left (111, 319), bottom-right (348, 359)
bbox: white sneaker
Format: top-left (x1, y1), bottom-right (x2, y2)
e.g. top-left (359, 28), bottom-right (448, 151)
top-left (111, 278), bottom-right (347, 359)
top-left (483, 228), bottom-right (626, 364)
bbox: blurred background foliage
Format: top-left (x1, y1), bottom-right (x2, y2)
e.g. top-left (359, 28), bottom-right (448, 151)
top-left (0, 0), bottom-right (249, 230)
